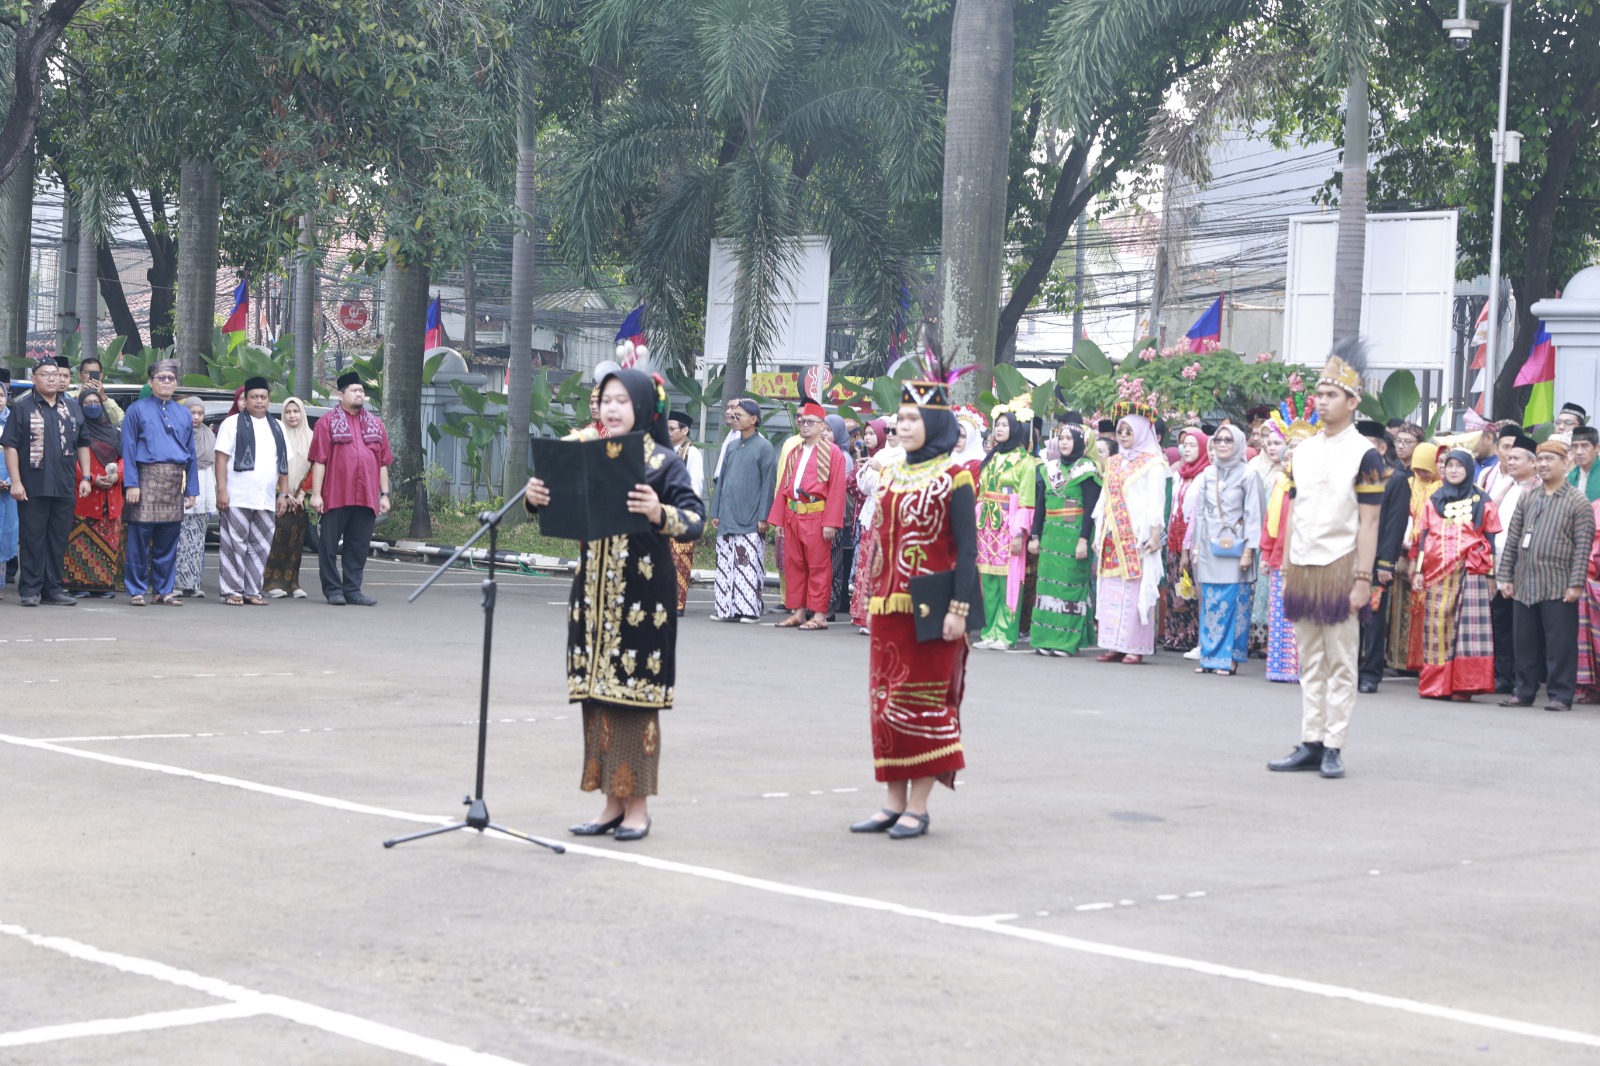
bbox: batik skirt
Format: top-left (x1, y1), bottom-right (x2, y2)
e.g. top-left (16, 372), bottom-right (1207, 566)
top-left (1160, 545), bottom-right (1198, 651)
top-left (1577, 577), bottom-right (1600, 693)
top-left (175, 512), bottom-right (208, 591)
top-left (1096, 575), bottom-right (1155, 656)
top-left (1388, 583), bottom-right (1425, 672)
top-left (64, 515), bottom-right (123, 592)
top-left (868, 612), bottom-right (966, 787)
top-left (713, 532), bottom-right (765, 619)
top-left (580, 700), bottom-right (660, 797)
top-left (1249, 574), bottom-right (1270, 657)
top-left (670, 538), bottom-right (694, 613)
top-left (1199, 582), bottom-right (1251, 671)
top-left (849, 530), bottom-right (877, 628)
top-left (1419, 568), bottom-right (1494, 698)
top-left (1265, 567), bottom-right (1300, 682)
top-left (263, 509), bottom-right (308, 594)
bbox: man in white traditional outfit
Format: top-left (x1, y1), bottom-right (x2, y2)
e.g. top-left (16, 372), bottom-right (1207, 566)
top-left (214, 377), bottom-right (289, 605)
top-left (1269, 342), bottom-right (1387, 780)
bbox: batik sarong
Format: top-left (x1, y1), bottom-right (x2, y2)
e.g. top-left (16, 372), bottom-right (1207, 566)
top-left (1160, 545), bottom-right (1199, 651)
top-left (670, 538), bottom-right (694, 613)
top-left (1419, 568), bottom-right (1495, 698)
top-left (64, 515), bottom-right (123, 592)
top-left (1096, 575), bottom-right (1155, 655)
top-left (1265, 567), bottom-right (1299, 682)
top-left (1249, 575), bottom-right (1270, 657)
top-left (713, 532), bottom-right (764, 619)
top-left (175, 513), bottom-right (208, 592)
top-left (580, 700), bottom-right (659, 797)
top-left (1199, 582), bottom-right (1250, 671)
top-left (219, 507), bottom-right (277, 598)
top-left (125, 462), bottom-right (185, 524)
top-left (849, 531), bottom-right (877, 628)
top-left (263, 509), bottom-right (308, 595)
top-left (1578, 575), bottom-right (1600, 697)
top-left (868, 613), bottom-right (966, 787)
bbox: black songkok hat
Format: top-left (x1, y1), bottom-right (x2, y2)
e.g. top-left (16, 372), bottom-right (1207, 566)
top-left (1097, 419), bottom-right (1115, 434)
top-left (336, 371), bottom-right (363, 391)
top-left (1355, 420), bottom-right (1387, 441)
top-left (1562, 402), bottom-right (1587, 421)
top-left (1574, 426), bottom-right (1600, 445)
top-left (0, 368), bottom-right (10, 384)
top-left (243, 376), bottom-right (270, 395)
top-left (668, 409), bottom-right (693, 428)
top-left (53, 355), bottom-right (71, 369)
top-left (1511, 434), bottom-right (1539, 455)
top-left (1497, 424), bottom-right (1522, 439)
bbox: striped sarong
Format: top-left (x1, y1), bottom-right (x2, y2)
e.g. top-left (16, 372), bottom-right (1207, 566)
top-left (218, 507), bottom-right (277, 598)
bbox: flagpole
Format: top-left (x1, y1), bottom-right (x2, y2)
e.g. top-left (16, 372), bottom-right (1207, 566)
top-left (1482, 0), bottom-right (1512, 421)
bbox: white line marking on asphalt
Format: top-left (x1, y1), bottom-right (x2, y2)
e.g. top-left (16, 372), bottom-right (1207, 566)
top-left (0, 923), bottom-right (532, 1064)
top-left (1156, 894), bottom-right (1179, 901)
top-left (0, 636), bottom-right (118, 644)
top-left (1075, 903), bottom-right (1115, 912)
top-left (0, 1002), bottom-right (264, 1047)
top-left (7, 733), bottom-right (1600, 1051)
top-left (761, 792), bottom-right (789, 798)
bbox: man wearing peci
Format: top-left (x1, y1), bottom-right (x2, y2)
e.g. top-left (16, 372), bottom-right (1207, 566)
top-left (0, 356), bottom-right (93, 606)
top-left (309, 371), bottom-right (393, 605)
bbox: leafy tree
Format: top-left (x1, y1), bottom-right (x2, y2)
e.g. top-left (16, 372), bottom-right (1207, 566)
top-left (552, 0), bottom-right (938, 399)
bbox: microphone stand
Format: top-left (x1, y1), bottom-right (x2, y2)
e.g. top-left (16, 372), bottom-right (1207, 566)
top-left (383, 488), bottom-right (565, 854)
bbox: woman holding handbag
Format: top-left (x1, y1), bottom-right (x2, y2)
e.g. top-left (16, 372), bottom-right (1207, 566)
top-left (848, 372), bottom-right (980, 840)
top-left (1184, 424), bottom-right (1263, 676)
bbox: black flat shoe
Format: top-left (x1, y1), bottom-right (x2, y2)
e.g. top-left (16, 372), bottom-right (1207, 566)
top-left (849, 808), bottom-right (905, 833)
top-left (888, 812), bottom-right (930, 839)
top-left (613, 818), bottom-right (652, 842)
top-left (1357, 680), bottom-right (1378, 694)
top-left (568, 814), bottom-right (625, 837)
top-left (1544, 702), bottom-right (1572, 713)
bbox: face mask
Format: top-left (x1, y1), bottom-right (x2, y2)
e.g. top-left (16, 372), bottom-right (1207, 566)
top-left (84, 404), bottom-right (104, 419)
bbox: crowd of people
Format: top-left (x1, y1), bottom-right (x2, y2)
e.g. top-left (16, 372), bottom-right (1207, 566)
top-left (0, 356), bottom-right (393, 609)
top-left (10, 346), bottom-right (1598, 845)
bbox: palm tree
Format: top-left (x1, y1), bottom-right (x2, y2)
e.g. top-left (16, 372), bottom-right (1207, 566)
top-left (554, 0), bottom-right (937, 399)
top-left (937, 0), bottom-right (1013, 403)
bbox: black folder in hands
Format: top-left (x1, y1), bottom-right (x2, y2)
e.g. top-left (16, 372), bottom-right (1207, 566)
top-left (528, 432), bottom-right (651, 541)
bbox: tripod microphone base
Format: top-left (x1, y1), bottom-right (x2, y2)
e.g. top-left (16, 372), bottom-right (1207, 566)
top-left (383, 796), bottom-right (566, 853)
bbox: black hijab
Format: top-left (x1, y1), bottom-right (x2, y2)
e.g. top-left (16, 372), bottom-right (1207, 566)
top-left (80, 390), bottom-right (121, 461)
top-left (1431, 448), bottom-right (1486, 525)
top-left (1058, 424), bottom-right (1088, 464)
top-left (905, 406), bottom-right (959, 464)
top-left (981, 412), bottom-right (1031, 472)
top-left (601, 368), bottom-right (672, 447)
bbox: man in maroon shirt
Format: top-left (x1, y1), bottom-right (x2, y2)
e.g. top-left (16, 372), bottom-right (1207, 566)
top-left (309, 371), bottom-right (393, 605)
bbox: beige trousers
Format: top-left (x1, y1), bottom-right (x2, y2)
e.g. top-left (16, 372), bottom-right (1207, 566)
top-left (1292, 615), bottom-right (1359, 750)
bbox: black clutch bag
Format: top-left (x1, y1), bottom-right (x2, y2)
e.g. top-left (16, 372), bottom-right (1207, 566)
top-left (527, 432), bottom-right (652, 541)
top-left (907, 570), bottom-right (984, 642)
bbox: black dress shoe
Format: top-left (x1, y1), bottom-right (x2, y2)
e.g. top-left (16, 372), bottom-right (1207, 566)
top-left (1358, 680), bottom-right (1378, 694)
top-left (41, 593), bottom-right (78, 606)
top-left (568, 814), bottom-right (624, 836)
top-left (1268, 742), bottom-right (1324, 772)
top-left (613, 818), bottom-right (652, 842)
top-left (849, 808), bottom-right (905, 833)
top-left (346, 592), bottom-right (378, 606)
top-left (19, 596), bottom-right (39, 607)
top-left (888, 812), bottom-right (930, 839)
top-left (1544, 702), bottom-right (1572, 712)
top-left (326, 595), bottom-right (347, 606)
top-left (1319, 747), bottom-right (1345, 778)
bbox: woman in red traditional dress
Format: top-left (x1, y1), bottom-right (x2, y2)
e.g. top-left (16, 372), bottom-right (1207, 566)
top-left (1410, 449), bottom-right (1501, 700)
top-left (849, 375), bottom-right (980, 840)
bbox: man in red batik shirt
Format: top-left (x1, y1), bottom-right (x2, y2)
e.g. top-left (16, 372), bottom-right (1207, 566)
top-left (767, 401), bottom-right (847, 630)
top-left (309, 371), bottom-right (394, 606)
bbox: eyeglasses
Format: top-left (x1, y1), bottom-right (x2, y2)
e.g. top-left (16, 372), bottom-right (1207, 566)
top-left (796, 418), bottom-right (822, 427)
top-left (153, 374), bottom-right (177, 382)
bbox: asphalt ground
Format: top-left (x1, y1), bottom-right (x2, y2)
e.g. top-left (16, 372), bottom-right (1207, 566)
top-left (2, 551), bottom-right (1599, 1064)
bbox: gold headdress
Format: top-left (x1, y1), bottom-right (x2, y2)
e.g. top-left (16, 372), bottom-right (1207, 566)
top-left (1319, 338), bottom-right (1367, 398)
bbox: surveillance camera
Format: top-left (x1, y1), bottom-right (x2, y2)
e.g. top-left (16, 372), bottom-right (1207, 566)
top-left (1443, 17), bottom-right (1478, 50)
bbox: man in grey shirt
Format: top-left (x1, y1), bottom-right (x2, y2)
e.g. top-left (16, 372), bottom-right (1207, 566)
top-left (710, 398), bottom-right (776, 621)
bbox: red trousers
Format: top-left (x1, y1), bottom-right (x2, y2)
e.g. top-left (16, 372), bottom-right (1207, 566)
top-left (781, 512), bottom-right (833, 613)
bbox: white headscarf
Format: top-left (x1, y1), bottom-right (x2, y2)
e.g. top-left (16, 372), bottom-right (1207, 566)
top-left (952, 411), bottom-right (987, 465)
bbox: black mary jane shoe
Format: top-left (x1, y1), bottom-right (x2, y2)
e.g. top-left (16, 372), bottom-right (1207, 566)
top-left (888, 812), bottom-right (930, 840)
top-left (613, 818), bottom-right (652, 842)
top-left (849, 808), bottom-right (905, 833)
top-left (568, 814), bottom-right (625, 837)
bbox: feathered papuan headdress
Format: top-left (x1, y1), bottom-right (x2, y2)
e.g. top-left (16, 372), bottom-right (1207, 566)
top-left (1320, 337), bottom-right (1368, 398)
